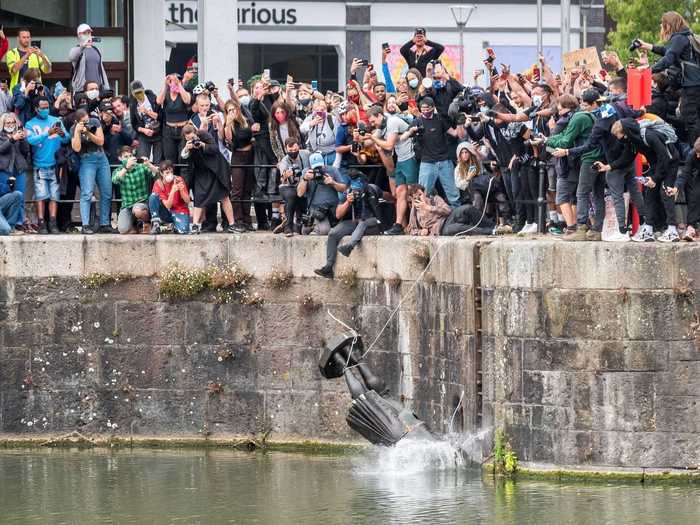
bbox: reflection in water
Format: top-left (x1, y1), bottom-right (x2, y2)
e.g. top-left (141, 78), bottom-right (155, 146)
top-left (0, 448), bottom-right (698, 525)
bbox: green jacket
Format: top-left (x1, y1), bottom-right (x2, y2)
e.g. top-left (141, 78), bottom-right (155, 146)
top-left (547, 111), bottom-right (601, 164)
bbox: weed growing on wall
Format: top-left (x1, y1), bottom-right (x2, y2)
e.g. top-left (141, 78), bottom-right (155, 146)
top-left (298, 293), bottom-right (321, 315)
top-left (493, 428), bottom-right (519, 476)
top-left (265, 269), bottom-right (294, 290)
top-left (337, 268), bottom-right (358, 289)
top-left (159, 263), bottom-right (256, 305)
top-left (80, 272), bottom-right (134, 289)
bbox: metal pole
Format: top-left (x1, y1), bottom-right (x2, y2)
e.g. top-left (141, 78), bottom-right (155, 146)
top-left (583, 12), bottom-right (588, 49)
top-left (537, 160), bottom-right (546, 233)
top-left (459, 24), bottom-right (465, 82)
top-left (536, 0), bottom-right (543, 54)
top-left (561, 0), bottom-right (571, 54)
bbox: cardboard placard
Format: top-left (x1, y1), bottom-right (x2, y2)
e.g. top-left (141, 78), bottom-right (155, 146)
top-left (562, 47), bottom-right (602, 73)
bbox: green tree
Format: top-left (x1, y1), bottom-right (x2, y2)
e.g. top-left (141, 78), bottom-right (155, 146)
top-left (606, 0), bottom-right (700, 62)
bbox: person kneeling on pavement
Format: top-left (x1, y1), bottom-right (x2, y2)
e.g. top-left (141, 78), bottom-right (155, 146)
top-left (407, 184), bottom-right (496, 236)
top-left (111, 145), bottom-right (159, 234)
top-left (296, 152), bottom-right (349, 235)
top-left (314, 169), bottom-right (382, 279)
top-left (149, 159), bottom-right (191, 234)
top-left (0, 176), bottom-right (22, 235)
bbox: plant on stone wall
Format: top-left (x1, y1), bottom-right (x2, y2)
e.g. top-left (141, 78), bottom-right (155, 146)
top-left (385, 272), bottom-right (402, 290)
top-left (336, 268), bottom-right (359, 289)
top-left (80, 272), bottom-right (133, 289)
top-left (265, 269), bottom-right (294, 290)
top-left (411, 243), bottom-right (431, 269)
top-left (298, 293), bottom-right (321, 315)
top-left (159, 263), bottom-right (254, 304)
top-left (493, 428), bottom-right (519, 476)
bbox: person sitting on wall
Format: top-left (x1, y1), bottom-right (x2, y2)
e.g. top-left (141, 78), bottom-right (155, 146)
top-left (149, 160), bottom-right (191, 234)
top-left (0, 173), bottom-right (22, 236)
top-left (111, 145), bottom-right (159, 234)
top-left (296, 151), bottom-right (349, 236)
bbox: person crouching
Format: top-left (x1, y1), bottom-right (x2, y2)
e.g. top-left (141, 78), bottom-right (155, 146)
top-left (111, 145), bottom-right (158, 233)
top-left (149, 160), bottom-right (191, 234)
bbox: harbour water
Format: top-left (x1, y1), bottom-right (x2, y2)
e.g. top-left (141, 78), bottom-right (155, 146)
top-left (1, 447), bottom-right (698, 525)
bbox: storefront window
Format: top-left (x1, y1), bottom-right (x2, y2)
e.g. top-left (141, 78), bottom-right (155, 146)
top-left (0, 0), bottom-right (124, 29)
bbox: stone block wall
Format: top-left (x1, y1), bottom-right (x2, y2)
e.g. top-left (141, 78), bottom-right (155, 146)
top-left (0, 235), bottom-right (477, 442)
top-left (480, 240), bottom-right (700, 468)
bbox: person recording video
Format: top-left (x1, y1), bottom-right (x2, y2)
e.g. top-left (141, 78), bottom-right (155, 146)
top-left (296, 151), bottom-right (348, 235)
top-left (276, 137), bottom-right (310, 236)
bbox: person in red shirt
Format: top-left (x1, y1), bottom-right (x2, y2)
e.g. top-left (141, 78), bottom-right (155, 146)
top-left (148, 160), bottom-right (191, 234)
top-left (0, 27), bottom-right (9, 60)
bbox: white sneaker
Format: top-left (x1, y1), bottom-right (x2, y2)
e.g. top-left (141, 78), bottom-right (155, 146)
top-left (607, 231), bottom-right (630, 242)
top-left (657, 227), bottom-right (680, 243)
top-left (631, 225), bottom-right (655, 242)
top-left (517, 223), bottom-right (533, 236)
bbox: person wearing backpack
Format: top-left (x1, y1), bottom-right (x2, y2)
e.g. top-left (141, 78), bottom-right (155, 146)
top-left (667, 136), bottom-right (700, 240)
top-left (611, 118), bottom-right (681, 242)
top-left (637, 11), bottom-right (700, 144)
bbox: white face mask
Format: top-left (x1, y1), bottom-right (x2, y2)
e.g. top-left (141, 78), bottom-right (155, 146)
top-left (86, 89), bottom-right (99, 100)
top-left (4, 125), bottom-right (16, 133)
top-left (239, 95), bottom-right (251, 107)
top-left (164, 173), bottom-right (175, 183)
top-left (532, 95), bottom-right (543, 107)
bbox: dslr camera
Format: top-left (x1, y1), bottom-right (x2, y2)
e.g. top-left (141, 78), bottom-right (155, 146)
top-left (301, 206), bottom-right (330, 227)
top-left (191, 138), bottom-right (203, 148)
top-left (629, 38), bottom-right (643, 52)
top-left (204, 81), bottom-right (216, 92)
top-left (289, 166), bottom-right (303, 185)
top-left (84, 121), bottom-right (99, 134)
top-left (356, 122), bottom-right (367, 137)
top-left (312, 166), bottom-right (325, 181)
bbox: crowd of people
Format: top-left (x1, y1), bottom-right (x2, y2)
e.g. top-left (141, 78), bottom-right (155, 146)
top-left (1, 12), bottom-right (700, 277)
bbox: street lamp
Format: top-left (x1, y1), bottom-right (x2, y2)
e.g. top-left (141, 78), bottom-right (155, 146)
top-left (450, 4), bottom-right (477, 81)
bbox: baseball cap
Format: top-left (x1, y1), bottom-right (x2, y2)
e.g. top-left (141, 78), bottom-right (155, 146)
top-left (268, 80), bottom-right (281, 88)
top-left (581, 88), bottom-right (601, 104)
top-left (130, 80), bottom-right (145, 94)
top-left (309, 152), bottom-right (324, 169)
top-left (77, 23), bottom-right (92, 35)
top-left (99, 100), bottom-right (113, 112)
top-left (414, 27), bottom-right (426, 36)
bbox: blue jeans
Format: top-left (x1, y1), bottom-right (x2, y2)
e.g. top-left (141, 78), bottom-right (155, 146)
top-left (0, 170), bottom-right (27, 223)
top-left (0, 191), bottom-right (22, 235)
top-left (78, 152), bottom-right (112, 227)
top-left (419, 160), bottom-right (460, 208)
top-left (148, 193), bottom-right (191, 234)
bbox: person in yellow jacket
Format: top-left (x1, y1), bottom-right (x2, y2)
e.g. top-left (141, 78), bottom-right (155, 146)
top-left (5, 28), bottom-right (51, 92)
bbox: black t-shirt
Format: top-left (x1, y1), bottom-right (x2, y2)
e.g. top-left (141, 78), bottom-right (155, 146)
top-left (417, 114), bottom-right (451, 162)
top-left (70, 117), bottom-right (104, 156)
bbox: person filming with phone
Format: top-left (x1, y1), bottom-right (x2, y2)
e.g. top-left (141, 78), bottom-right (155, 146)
top-left (5, 28), bottom-right (51, 92)
top-left (69, 23), bottom-right (109, 94)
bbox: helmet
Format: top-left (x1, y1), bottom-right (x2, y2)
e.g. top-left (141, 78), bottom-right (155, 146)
top-left (192, 84), bottom-right (206, 95)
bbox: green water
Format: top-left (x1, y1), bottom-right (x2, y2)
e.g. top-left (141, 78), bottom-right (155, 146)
top-left (0, 448), bottom-right (698, 525)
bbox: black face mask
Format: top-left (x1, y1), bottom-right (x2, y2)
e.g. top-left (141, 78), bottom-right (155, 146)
top-left (288, 150), bottom-right (299, 159)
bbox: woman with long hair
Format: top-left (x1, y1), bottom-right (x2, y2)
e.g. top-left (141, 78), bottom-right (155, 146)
top-left (0, 112), bottom-right (30, 231)
top-left (638, 11), bottom-right (700, 144)
top-left (223, 100), bottom-right (255, 232)
top-left (156, 73), bottom-right (192, 162)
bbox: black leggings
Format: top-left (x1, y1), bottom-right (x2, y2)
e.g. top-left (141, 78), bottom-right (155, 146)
top-left (162, 125), bottom-right (183, 163)
top-left (280, 185), bottom-right (306, 227)
top-left (440, 204), bottom-right (495, 236)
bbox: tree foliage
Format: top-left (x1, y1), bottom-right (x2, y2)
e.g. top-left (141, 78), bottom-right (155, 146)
top-left (606, 0), bottom-right (700, 62)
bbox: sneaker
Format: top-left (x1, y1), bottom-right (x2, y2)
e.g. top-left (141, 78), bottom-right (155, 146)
top-left (314, 266), bottom-right (334, 279)
top-left (631, 225), bottom-right (655, 243)
top-left (586, 229), bottom-right (602, 241)
top-left (337, 243), bottom-right (354, 257)
top-left (10, 228), bottom-right (25, 236)
top-left (273, 218), bottom-right (288, 234)
top-left (227, 224), bottom-right (246, 234)
top-left (607, 230), bottom-right (630, 242)
top-left (151, 219), bottom-right (161, 235)
top-left (37, 220), bottom-right (48, 235)
top-left (48, 220), bottom-right (60, 234)
top-left (284, 225), bottom-right (295, 237)
top-left (658, 227), bottom-right (680, 243)
top-left (683, 225), bottom-right (696, 242)
top-left (383, 223), bottom-right (405, 236)
top-left (81, 226), bottom-right (95, 235)
top-left (191, 224), bottom-right (201, 235)
top-left (97, 225), bottom-right (118, 234)
top-left (495, 224), bottom-right (513, 235)
top-left (562, 225), bottom-right (588, 242)
top-left (548, 224), bottom-right (564, 236)
top-left (517, 223), bottom-right (531, 236)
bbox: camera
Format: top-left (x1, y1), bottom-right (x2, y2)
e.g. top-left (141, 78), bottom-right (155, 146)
top-left (357, 122), bottom-right (367, 136)
top-left (413, 122), bottom-right (425, 137)
top-left (289, 166), bottom-right (303, 184)
top-left (351, 141), bottom-right (362, 153)
top-left (192, 139), bottom-right (203, 148)
top-left (8, 176), bottom-right (16, 191)
top-left (204, 81), bottom-right (216, 92)
top-left (312, 166), bottom-right (325, 181)
top-left (136, 157), bottom-right (147, 164)
top-left (449, 88), bottom-right (478, 121)
top-left (629, 38), bottom-right (642, 52)
top-left (34, 82), bottom-right (43, 91)
top-left (85, 122), bottom-right (98, 134)
top-left (302, 206), bottom-right (329, 227)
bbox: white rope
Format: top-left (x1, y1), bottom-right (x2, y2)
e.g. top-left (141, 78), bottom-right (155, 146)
top-left (326, 309), bottom-right (359, 369)
top-left (448, 390), bottom-right (466, 434)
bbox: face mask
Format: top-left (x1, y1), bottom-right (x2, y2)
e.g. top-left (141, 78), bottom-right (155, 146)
top-left (315, 111), bottom-right (327, 120)
top-left (532, 95), bottom-right (543, 107)
top-left (79, 34), bottom-right (91, 45)
top-left (239, 95), bottom-right (251, 107)
top-left (433, 80), bottom-right (445, 90)
top-left (274, 113), bottom-right (287, 124)
top-left (288, 150), bottom-right (299, 159)
top-left (37, 108), bottom-right (50, 119)
top-left (164, 173), bottom-right (175, 183)
top-left (479, 106), bottom-right (489, 114)
top-left (299, 98), bottom-right (312, 107)
top-left (421, 109), bottom-right (433, 118)
top-left (408, 78), bottom-right (419, 89)
top-left (4, 125), bottom-right (16, 133)
top-left (86, 89), bottom-right (99, 100)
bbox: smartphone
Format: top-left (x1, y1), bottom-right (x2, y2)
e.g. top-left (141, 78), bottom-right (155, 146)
top-left (382, 42), bottom-right (390, 51)
top-left (359, 59), bottom-right (369, 67)
top-left (262, 68), bottom-right (270, 80)
top-left (227, 78), bottom-right (235, 86)
top-left (31, 40), bottom-right (41, 49)
top-left (92, 37), bottom-right (102, 43)
top-left (311, 80), bottom-right (318, 90)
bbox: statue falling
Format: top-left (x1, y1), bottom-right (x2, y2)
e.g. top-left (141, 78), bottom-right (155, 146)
top-left (318, 333), bottom-right (436, 446)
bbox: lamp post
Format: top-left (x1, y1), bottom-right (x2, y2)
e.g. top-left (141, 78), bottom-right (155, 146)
top-left (580, 0), bottom-right (592, 48)
top-left (450, 4), bottom-right (477, 81)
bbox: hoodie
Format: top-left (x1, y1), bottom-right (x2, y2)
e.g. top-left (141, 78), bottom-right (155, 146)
top-left (651, 28), bottom-right (700, 87)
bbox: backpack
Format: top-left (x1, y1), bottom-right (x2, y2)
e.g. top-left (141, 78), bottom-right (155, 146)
top-left (639, 118), bottom-right (678, 146)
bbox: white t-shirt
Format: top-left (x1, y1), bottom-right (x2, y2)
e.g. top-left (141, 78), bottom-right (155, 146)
top-left (382, 115), bottom-right (414, 162)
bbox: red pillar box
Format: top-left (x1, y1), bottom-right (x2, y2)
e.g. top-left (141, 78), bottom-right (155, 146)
top-left (626, 67), bottom-right (652, 233)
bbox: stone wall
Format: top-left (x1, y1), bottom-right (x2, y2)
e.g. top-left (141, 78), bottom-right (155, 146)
top-left (0, 235), bottom-right (476, 442)
top-left (2, 236), bottom-right (699, 469)
top-left (480, 240), bottom-right (700, 468)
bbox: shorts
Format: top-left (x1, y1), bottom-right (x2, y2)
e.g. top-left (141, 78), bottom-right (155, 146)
top-left (555, 168), bottom-right (579, 205)
top-left (393, 158), bottom-right (419, 186)
top-left (33, 167), bottom-right (60, 202)
top-left (547, 163), bottom-right (557, 192)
